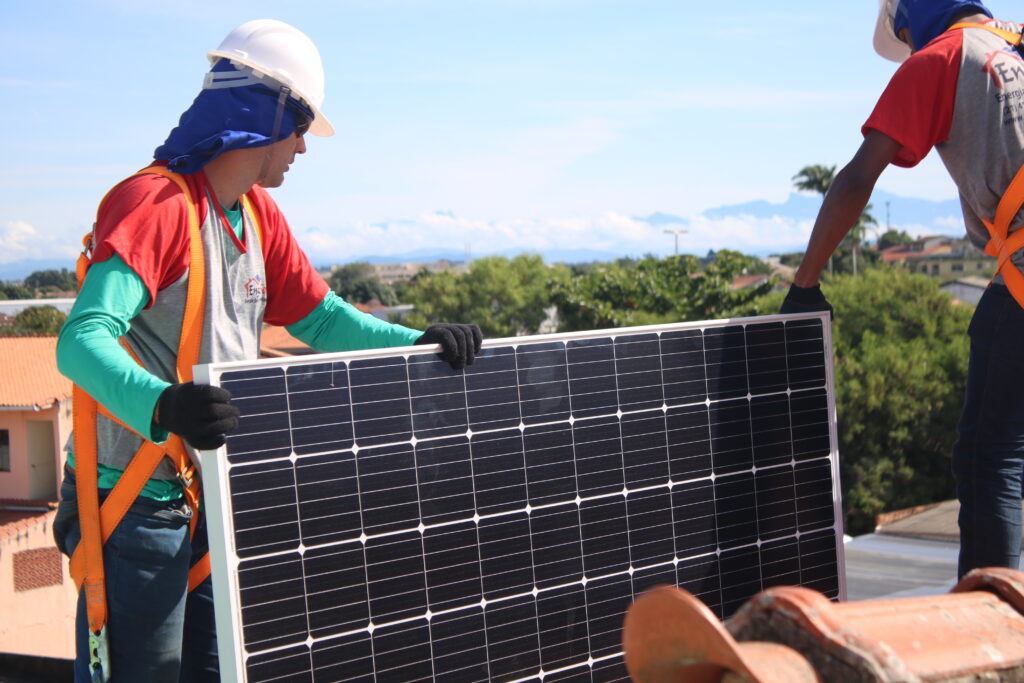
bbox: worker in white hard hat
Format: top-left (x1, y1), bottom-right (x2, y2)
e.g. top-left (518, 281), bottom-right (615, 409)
top-left (52, 19), bottom-right (481, 682)
top-left (781, 1), bottom-right (1024, 580)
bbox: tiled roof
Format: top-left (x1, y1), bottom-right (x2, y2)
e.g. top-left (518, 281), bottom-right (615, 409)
top-left (259, 325), bottom-right (313, 358)
top-left (880, 243), bottom-right (951, 262)
top-left (0, 336), bottom-right (71, 408)
top-left (730, 274), bottom-right (769, 290)
top-left (0, 500), bottom-right (57, 540)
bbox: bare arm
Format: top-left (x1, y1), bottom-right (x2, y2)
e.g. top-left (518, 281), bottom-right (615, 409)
top-left (794, 130), bottom-right (902, 287)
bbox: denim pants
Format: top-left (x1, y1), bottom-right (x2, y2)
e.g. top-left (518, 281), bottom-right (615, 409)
top-left (53, 466), bottom-right (219, 682)
top-left (952, 284), bottom-right (1024, 579)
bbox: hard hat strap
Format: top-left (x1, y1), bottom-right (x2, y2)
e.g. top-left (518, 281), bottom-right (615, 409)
top-left (255, 86), bottom-right (292, 182)
top-left (269, 86), bottom-right (290, 143)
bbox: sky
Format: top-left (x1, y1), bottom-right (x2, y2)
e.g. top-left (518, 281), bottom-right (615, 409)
top-left (0, 0), bottom-right (976, 269)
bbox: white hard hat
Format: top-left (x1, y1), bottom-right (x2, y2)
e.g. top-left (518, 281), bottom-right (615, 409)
top-left (207, 19), bottom-right (334, 137)
top-left (873, 0), bottom-right (911, 62)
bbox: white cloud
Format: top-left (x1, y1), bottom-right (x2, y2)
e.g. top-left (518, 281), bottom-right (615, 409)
top-left (683, 214), bottom-right (815, 252)
top-left (0, 220), bottom-right (80, 264)
top-left (0, 221), bottom-right (38, 257)
top-left (296, 210), bottom-right (817, 264)
top-left (934, 215), bottom-right (966, 231)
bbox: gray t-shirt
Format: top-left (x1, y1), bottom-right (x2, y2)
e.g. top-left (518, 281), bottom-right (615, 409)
top-left (97, 187), bottom-right (267, 478)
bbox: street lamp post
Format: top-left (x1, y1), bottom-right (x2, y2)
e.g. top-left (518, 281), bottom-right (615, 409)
top-left (664, 228), bottom-right (687, 257)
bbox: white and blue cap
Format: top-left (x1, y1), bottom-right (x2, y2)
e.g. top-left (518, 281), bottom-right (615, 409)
top-left (873, 0), bottom-right (911, 62)
top-left (873, 0), bottom-right (993, 63)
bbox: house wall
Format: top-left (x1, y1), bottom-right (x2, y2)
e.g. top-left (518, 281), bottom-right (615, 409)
top-left (912, 257), bottom-right (994, 281)
top-left (27, 420), bottom-right (57, 500)
top-left (0, 399), bottom-right (71, 501)
top-left (941, 282), bottom-right (987, 306)
top-left (0, 412), bottom-right (31, 500)
top-left (0, 510), bottom-right (76, 659)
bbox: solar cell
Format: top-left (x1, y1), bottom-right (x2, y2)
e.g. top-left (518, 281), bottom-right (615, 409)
top-left (195, 312), bottom-right (844, 682)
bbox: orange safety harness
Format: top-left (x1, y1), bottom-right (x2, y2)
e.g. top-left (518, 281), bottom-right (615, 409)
top-left (70, 165), bottom-right (263, 679)
top-left (947, 22), bottom-right (1024, 308)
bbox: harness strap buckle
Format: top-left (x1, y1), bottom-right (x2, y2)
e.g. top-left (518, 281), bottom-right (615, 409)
top-left (177, 464), bottom-right (197, 490)
top-left (88, 625), bottom-right (111, 683)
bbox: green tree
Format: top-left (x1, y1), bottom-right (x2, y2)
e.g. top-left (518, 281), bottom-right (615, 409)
top-left (553, 250), bottom-right (772, 331)
top-left (0, 283), bottom-right (34, 300)
top-left (24, 268), bottom-right (77, 293)
top-left (841, 203), bottom-right (878, 276)
top-left (10, 305), bottom-right (67, 335)
top-left (327, 262), bottom-right (398, 306)
top-left (391, 278), bottom-right (411, 303)
top-left (832, 232), bottom-right (882, 275)
top-left (792, 164), bottom-right (836, 195)
top-left (792, 164), bottom-right (877, 276)
top-left (877, 228), bottom-right (914, 250)
top-left (729, 267), bottom-right (970, 534)
top-left (402, 254), bottom-right (563, 337)
top-left (774, 252), bottom-right (805, 268)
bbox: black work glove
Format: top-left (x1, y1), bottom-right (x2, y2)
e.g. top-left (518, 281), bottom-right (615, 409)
top-left (780, 283), bottom-right (834, 319)
top-left (156, 382), bottom-right (240, 450)
top-left (415, 323), bottom-right (483, 370)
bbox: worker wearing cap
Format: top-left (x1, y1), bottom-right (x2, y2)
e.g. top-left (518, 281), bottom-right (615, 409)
top-left (52, 20), bottom-right (481, 682)
top-left (781, 1), bottom-right (1024, 579)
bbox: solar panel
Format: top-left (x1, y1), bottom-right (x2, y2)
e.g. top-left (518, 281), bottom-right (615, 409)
top-left (195, 312), bottom-right (844, 683)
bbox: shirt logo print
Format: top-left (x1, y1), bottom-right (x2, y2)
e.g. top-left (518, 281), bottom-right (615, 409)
top-left (983, 48), bottom-right (1024, 89)
top-left (244, 275), bottom-right (267, 304)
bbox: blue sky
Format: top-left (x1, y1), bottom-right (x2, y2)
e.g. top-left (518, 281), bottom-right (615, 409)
top-left (1, 0), bottom-right (976, 267)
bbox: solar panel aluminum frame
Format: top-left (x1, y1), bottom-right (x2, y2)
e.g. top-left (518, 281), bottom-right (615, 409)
top-left (194, 311), bottom-right (845, 683)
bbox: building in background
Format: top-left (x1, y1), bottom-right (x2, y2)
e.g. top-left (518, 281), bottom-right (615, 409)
top-left (0, 336), bottom-right (76, 662)
top-left (941, 276), bottom-right (990, 306)
top-left (0, 337), bottom-right (71, 501)
top-left (370, 260), bottom-right (465, 286)
top-left (881, 235), bottom-right (994, 282)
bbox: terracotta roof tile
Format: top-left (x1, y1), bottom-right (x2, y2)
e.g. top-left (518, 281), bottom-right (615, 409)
top-left (0, 500), bottom-right (57, 540)
top-left (730, 274), bottom-right (769, 290)
top-left (0, 336), bottom-right (70, 408)
top-left (259, 325), bottom-right (313, 358)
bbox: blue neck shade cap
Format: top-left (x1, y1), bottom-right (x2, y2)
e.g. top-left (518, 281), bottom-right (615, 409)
top-left (154, 59), bottom-right (312, 175)
top-left (893, 0), bottom-right (992, 53)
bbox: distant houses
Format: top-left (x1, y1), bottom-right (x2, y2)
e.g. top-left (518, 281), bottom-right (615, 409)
top-left (0, 336), bottom-right (76, 662)
top-left (874, 235), bottom-right (995, 305)
top-left (317, 259), bottom-right (466, 286)
top-left (880, 235), bottom-right (994, 282)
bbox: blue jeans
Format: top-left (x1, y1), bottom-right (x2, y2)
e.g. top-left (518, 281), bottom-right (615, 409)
top-left (952, 284), bottom-right (1024, 578)
top-left (53, 467), bottom-right (218, 682)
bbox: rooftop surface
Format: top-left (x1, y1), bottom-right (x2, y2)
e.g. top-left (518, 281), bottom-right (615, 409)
top-left (844, 499), bottom-right (1024, 601)
top-left (259, 324), bottom-right (313, 358)
top-left (0, 336), bottom-right (70, 408)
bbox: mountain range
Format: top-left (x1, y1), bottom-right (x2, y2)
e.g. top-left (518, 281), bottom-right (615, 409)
top-left (1, 191), bottom-right (965, 281)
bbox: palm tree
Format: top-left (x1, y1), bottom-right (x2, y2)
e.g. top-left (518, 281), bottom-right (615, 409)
top-left (793, 164), bottom-right (875, 276)
top-left (792, 164), bottom-right (836, 195)
top-left (843, 204), bottom-right (878, 276)
top-left (793, 165), bottom-right (837, 275)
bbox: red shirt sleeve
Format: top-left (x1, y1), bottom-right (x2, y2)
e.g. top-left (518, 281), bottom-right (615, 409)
top-left (90, 170), bottom-right (206, 306)
top-left (862, 29), bottom-right (962, 168)
top-left (247, 185), bottom-right (330, 326)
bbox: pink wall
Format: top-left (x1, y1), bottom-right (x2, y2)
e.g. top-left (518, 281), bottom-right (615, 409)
top-left (0, 399), bottom-right (71, 501)
top-left (0, 510), bottom-right (76, 659)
